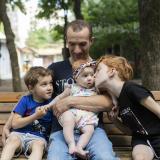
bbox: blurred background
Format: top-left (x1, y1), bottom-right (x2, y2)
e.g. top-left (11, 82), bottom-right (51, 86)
top-left (0, 0), bottom-right (159, 91)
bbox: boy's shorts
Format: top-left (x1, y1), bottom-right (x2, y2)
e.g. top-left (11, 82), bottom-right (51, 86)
top-left (132, 135), bottom-right (160, 159)
top-left (7, 132), bottom-right (47, 158)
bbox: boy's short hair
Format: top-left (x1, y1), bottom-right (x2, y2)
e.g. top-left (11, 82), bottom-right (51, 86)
top-left (97, 55), bottom-right (133, 81)
top-left (24, 66), bottom-right (53, 89)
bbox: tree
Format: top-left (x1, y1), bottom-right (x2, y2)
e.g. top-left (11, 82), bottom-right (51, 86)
top-left (0, 0), bottom-right (22, 91)
top-left (139, 0), bottom-right (160, 89)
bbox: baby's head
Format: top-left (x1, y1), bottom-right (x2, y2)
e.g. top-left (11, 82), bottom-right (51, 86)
top-left (72, 60), bottom-right (96, 88)
top-left (24, 66), bottom-right (53, 101)
top-left (97, 55), bottom-right (133, 81)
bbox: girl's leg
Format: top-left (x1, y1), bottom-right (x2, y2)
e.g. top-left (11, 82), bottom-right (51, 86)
top-left (28, 139), bottom-right (46, 160)
top-left (1, 134), bottom-right (22, 160)
top-left (76, 125), bottom-right (94, 158)
top-left (132, 144), bottom-right (154, 160)
top-left (60, 110), bottom-right (76, 154)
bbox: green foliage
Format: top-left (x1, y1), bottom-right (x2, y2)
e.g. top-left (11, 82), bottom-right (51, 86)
top-left (26, 28), bottom-right (54, 48)
top-left (8, 0), bottom-right (26, 14)
top-left (50, 25), bottom-right (63, 41)
top-left (83, 0), bottom-right (139, 62)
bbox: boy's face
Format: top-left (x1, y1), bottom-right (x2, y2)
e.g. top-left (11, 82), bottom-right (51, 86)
top-left (66, 27), bottom-right (93, 61)
top-left (76, 67), bottom-right (95, 89)
top-left (31, 75), bottom-right (53, 102)
top-left (95, 62), bottom-right (110, 90)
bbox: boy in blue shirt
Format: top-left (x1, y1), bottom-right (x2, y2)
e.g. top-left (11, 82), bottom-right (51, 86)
top-left (1, 66), bottom-right (53, 160)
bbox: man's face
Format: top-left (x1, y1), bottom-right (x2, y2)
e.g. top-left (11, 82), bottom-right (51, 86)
top-left (66, 27), bottom-right (93, 61)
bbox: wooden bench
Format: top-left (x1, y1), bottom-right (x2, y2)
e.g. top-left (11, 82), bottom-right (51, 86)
top-left (0, 91), bottom-right (160, 160)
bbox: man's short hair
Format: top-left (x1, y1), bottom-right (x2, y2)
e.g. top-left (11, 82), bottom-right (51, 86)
top-left (65, 20), bottom-right (92, 39)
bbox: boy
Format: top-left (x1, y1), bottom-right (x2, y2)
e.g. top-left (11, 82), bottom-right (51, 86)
top-left (1, 66), bottom-right (53, 160)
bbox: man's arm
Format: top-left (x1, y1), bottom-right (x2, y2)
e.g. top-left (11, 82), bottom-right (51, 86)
top-left (54, 94), bottom-right (113, 117)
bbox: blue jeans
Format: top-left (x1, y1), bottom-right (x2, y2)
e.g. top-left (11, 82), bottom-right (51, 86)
top-left (47, 127), bottom-right (119, 160)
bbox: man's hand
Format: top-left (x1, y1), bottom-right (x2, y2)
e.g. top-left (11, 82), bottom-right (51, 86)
top-left (2, 126), bottom-right (10, 146)
top-left (53, 97), bottom-right (71, 118)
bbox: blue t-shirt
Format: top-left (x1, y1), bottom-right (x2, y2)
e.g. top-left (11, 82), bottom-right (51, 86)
top-left (13, 94), bottom-right (53, 140)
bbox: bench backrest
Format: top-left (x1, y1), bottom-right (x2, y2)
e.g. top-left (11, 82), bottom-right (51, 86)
top-left (0, 91), bottom-right (160, 149)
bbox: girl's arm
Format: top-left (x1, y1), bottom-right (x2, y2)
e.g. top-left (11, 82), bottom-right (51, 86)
top-left (107, 106), bottom-right (132, 135)
top-left (140, 96), bottom-right (160, 118)
top-left (12, 106), bottom-right (47, 129)
top-left (111, 117), bottom-right (132, 135)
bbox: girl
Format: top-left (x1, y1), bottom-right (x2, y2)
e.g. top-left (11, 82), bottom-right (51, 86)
top-left (95, 55), bottom-right (160, 160)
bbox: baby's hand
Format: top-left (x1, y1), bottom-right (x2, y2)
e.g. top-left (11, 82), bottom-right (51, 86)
top-left (35, 106), bottom-right (47, 119)
top-left (107, 106), bottom-right (119, 122)
top-left (42, 105), bottom-right (51, 111)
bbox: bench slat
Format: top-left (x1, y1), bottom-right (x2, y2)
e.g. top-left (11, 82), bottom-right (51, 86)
top-left (0, 92), bottom-right (24, 103)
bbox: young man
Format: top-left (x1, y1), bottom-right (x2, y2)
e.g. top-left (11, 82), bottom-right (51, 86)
top-left (2, 20), bottom-right (118, 160)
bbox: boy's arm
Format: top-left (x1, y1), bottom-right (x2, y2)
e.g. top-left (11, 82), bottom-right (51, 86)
top-left (140, 96), bottom-right (160, 118)
top-left (12, 106), bottom-right (47, 129)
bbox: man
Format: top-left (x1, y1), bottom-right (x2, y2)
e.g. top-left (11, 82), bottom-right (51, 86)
top-left (2, 20), bottom-right (118, 160)
top-left (47, 20), bottom-right (118, 160)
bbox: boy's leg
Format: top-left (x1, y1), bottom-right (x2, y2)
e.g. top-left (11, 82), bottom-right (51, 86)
top-left (1, 134), bottom-right (22, 160)
top-left (47, 131), bottom-right (75, 160)
top-left (28, 139), bottom-right (46, 160)
top-left (76, 125), bottom-right (94, 157)
top-left (86, 127), bottom-right (119, 160)
top-left (132, 144), bottom-right (154, 160)
top-left (60, 110), bottom-right (76, 154)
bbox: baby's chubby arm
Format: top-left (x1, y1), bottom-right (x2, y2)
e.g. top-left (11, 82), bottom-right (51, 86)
top-left (43, 87), bottom-right (71, 112)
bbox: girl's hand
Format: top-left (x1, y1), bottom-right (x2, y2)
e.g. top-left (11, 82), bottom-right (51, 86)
top-left (107, 106), bottom-right (119, 122)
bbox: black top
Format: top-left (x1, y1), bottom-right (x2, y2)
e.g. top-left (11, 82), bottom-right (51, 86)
top-left (48, 59), bottom-right (103, 132)
top-left (118, 81), bottom-right (160, 136)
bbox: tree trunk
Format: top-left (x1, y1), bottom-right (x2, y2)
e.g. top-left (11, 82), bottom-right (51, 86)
top-left (139, 0), bottom-right (160, 90)
top-left (0, 0), bottom-right (22, 91)
top-left (73, 0), bottom-right (84, 19)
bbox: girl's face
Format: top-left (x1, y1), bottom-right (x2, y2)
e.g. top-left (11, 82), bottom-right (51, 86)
top-left (95, 62), bottom-right (110, 89)
top-left (76, 67), bottom-right (95, 89)
top-left (31, 75), bottom-right (53, 102)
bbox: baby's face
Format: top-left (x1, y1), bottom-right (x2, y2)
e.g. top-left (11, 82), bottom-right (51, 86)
top-left (76, 67), bottom-right (95, 89)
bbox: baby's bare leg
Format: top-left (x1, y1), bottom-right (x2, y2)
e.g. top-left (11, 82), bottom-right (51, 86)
top-left (1, 134), bottom-right (22, 160)
top-left (28, 139), bottom-right (46, 160)
top-left (60, 110), bottom-right (76, 154)
top-left (76, 125), bottom-right (94, 158)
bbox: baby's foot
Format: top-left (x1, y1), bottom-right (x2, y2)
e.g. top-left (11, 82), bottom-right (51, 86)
top-left (68, 143), bottom-right (76, 155)
top-left (76, 146), bottom-right (89, 159)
